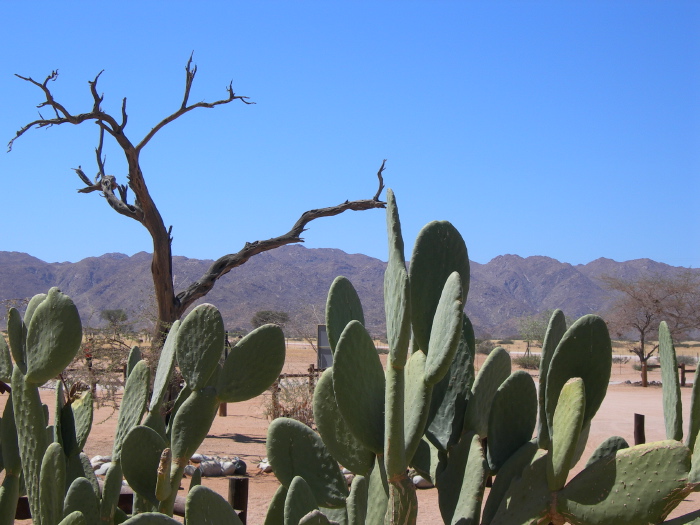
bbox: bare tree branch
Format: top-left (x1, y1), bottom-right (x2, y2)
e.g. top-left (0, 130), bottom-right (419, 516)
top-left (175, 164), bottom-right (387, 313)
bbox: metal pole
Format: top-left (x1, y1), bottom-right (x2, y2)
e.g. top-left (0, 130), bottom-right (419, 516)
top-left (228, 476), bottom-right (249, 524)
top-left (634, 413), bottom-right (645, 445)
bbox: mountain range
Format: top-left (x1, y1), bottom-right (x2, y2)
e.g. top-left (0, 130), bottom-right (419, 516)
top-left (0, 247), bottom-right (695, 338)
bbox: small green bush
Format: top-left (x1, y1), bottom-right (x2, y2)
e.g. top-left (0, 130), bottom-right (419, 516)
top-left (676, 354), bottom-right (697, 366)
top-left (497, 339), bottom-right (514, 345)
top-left (513, 354), bottom-right (540, 370)
top-left (475, 339), bottom-right (496, 355)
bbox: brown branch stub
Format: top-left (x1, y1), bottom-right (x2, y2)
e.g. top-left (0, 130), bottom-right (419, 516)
top-left (374, 159), bottom-right (387, 201)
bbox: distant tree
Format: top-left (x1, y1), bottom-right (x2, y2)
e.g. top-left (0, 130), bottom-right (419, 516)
top-left (518, 309), bottom-right (572, 356)
top-left (9, 55), bottom-right (386, 345)
top-left (602, 271), bottom-right (700, 387)
top-left (251, 310), bottom-right (290, 329)
top-left (100, 308), bottom-right (128, 328)
top-left (518, 309), bottom-right (553, 355)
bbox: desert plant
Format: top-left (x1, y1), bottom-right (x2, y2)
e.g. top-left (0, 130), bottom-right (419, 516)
top-left (513, 354), bottom-right (540, 370)
top-left (0, 288), bottom-right (286, 524)
top-left (262, 190), bottom-right (700, 525)
top-left (475, 339), bottom-right (496, 355)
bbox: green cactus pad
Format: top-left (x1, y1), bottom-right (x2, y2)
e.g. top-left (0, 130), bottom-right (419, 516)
top-left (426, 315), bottom-right (474, 453)
top-left (176, 304), bottom-right (225, 391)
top-left (463, 346), bottom-right (511, 437)
top-left (119, 513), bottom-right (180, 525)
top-left (436, 431), bottom-right (487, 525)
top-left (365, 456), bottom-right (389, 525)
top-left (690, 432), bottom-right (700, 484)
top-left (217, 323), bottom-right (286, 402)
top-left (170, 386), bottom-right (219, 466)
top-left (1, 398), bottom-right (20, 476)
top-left (113, 359), bottom-right (150, 461)
top-left (189, 466), bottom-right (202, 491)
top-left (12, 365), bottom-right (48, 521)
top-left (384, 363), bottom-right (407, 478)
top-left (166, 384), bottom-right (192, 440)
top-left (585, 436), bottom-right (629, 468)
top-left (285, 476), bottom-right (320, 525)
top-left (186, 485), bottom-right (244, 525)
top-left (64, 477), bottom-right (100, 525)
top-left (7, 308), bottom-right (26, 374)
top-left (481, 441), bottom-right (540, 525)
top-left (559, 440), bottom-right (693, 525)
top-left (347, 475), bottom-right (368, 525)
top-left (122, 425), bottom-right (168, 505)
top-left (547, 378), bottom-right (585, 491)
top-left (384, 190), bottom-right (411, 367)
top-left (410, 436), bottom-right (447, 485)
top-left (537, 309), bottom-right (567, 449)
top-left (490, 450), bottom-right (551, 525)
top-left (149, 320), bottom-right (180, 412)
top-left (333, 320), bottom-right (385, 454)
top-left (0, 474), bottom-right (20, 525)
top-left (688, 375), bottom-right (700, 452)
top-left (101, 462), bottom-right (124, 523)
top-left (25, 288), bottom-right (82, 384)
top-left (267, 417), bottom-right (348, 508)
top-left (487, 371), bottom-right (537, 473)
top-left (409, 221), bottom-right (469, 354)
top-left (61, 390), bottom-right (93, 457)
top-left (313, 369), bottom-right (374, 476)
top-left (326, 276), bottom-right (366, 354)
top-left (64, 453), bottom-right (100, 498)
top-left (424, 272), bottom-right (463, 386)
top-left (660, 321), bottom-right (683, 441)
top-left (126, 346), bottom-right (142, 378)
top-left (264, 484), bottom-right (288, 525)
top-left (58, 511), bottom-right (87, 525)
top-left (403, 350), bottom-right (432, 462)
top-left (545, 315), bottom-right (611, 439)
top-left (0, 336), bottom-right (12, 383)
top-left (23, 292), bottom-right (47, 332)
top-left (39, 442), bottom-right (66, 525)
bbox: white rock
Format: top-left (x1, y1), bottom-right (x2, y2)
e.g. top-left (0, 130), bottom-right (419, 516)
top-left (190, 453), bottom-right (205, 463)
top-left (258, 461), bottom-right (273, 473)
top-left (199, 460), bottom-right (223, 477)
top-left (412, 475), bottom-right (434, 489)
top-left (90, 455), bottom-right (111, 468)
top-left (184, 465), bottom-right (197, 477)
top-left (95, 462), bottom-right (113, 476)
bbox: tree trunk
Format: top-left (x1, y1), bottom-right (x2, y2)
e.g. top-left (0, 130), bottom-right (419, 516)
top-left (641, 359), bottom-right (648, 387)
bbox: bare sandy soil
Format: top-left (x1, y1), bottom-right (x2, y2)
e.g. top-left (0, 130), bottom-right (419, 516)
top-left (6, 341), bottom-right (700, 524)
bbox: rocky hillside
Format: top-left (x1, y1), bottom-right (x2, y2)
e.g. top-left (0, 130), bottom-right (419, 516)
top-left (0, 247), bottom-right (695, 338)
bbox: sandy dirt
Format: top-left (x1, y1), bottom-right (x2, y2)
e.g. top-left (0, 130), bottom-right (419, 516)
top-left (5, 341), bottom-right (699, 524)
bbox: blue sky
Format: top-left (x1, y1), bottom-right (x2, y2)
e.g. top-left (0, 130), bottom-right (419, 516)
top-left (1, 2), bottom-right (698, 268)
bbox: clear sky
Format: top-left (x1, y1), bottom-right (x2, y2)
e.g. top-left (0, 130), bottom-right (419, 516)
top-left (1, 2), bottom-right (698, 268)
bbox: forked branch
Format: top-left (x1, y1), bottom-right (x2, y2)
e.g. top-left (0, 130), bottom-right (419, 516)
top-left (175, 163), bottom-right (387, 313)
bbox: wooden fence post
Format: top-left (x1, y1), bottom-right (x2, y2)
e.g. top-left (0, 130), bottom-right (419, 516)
top-left (228, 476), bottom-right (249, 524)
top-left (634, 413), bottom-right (645, 445)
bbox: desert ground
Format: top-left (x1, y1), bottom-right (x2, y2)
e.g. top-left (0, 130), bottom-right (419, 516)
top-left (5, 340), bottom-right (700, 524)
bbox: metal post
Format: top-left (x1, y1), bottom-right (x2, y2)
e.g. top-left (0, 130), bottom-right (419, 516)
top-left (680, 363), bottom-right (687, 387)
top-left (219, 402), bottom-right (227, 416)
top-left (228, 476), bottom-right (249, 524)
top-left (634, 413), bottom-right (645, 445)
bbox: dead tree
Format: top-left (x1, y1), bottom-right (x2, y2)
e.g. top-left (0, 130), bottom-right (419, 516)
top-left (9, 55), bottom-right (386, 343)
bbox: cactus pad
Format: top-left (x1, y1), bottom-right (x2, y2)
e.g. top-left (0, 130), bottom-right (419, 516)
top-left (333, 320), bottom-right (385, 454)
top-left (559, 440), bottom-right (693, 525)
top-left (25, 288), bottom-right (82, 384)
top-left (113, 359), bottom-right (150, 461)
top-left (545, 315), bottom-right (611, 439)
top-left (537, 309), bottom-right (567, 449)
top-left (64, 477), bottom-right (100, 525)
top-left (347, 475), bottom-right (368, 525)
top-left (176, 304), bottom-right (225, 391)
top-left (150, 320), bottom-right (180, 412)
top-left (217, 323), bottom-right (285, 402)
top-left (267, 417), bottom-right (349, 508)
top-left (326, 276), bottom-right (365, 353)
top-left (122, 425), bottom-right (168, 505)
top-left (185, 485), bottom-right (244, 525)
top-left (547, 377), bottom-right (585, 491)
top-left (424, 272), bottom-right (463, 386)
top-left (585, 436), bottom-right (629, 468)
top-left (285, 476), bottom-right (320, 525)
top-left (463, 346), bottom-right (511, 437)
top-left (487, 370), bottom-right (537, 473)
top-left (409, 220), bottom-right (469, 353)
top-left (659, 321), bottom-right (683, 441)
top-left (313, 369), bottom-right (374, 476)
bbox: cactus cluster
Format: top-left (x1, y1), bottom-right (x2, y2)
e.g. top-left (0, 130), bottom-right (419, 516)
top-left (0, 291), bottom-right (286, 524)
top-left (263, 189), bottom-right (700, 525)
